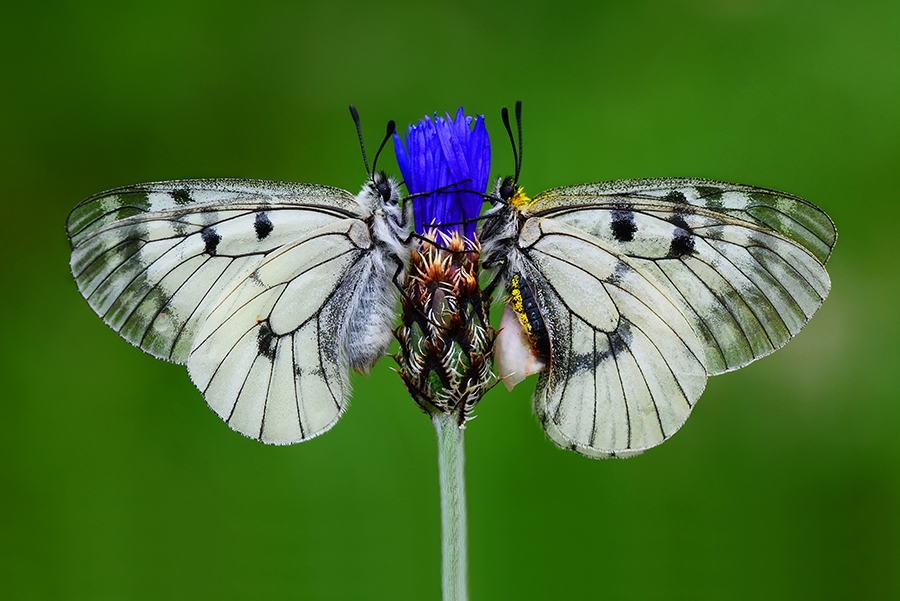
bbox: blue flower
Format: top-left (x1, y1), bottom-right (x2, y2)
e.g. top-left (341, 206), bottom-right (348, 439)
top-left (393, 107), bottom-right (490, 240)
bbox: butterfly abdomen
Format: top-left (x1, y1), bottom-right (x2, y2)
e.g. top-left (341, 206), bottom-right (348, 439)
top-left (509, 272), bottom-right (550, 357)
top-left (342, 254), bottom-right (401, 374)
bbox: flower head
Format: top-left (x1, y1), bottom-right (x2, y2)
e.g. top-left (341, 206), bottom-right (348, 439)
top-left (393, 107), bottom-right (495, 424)
top-left (393, 107), bottom-right (490, 240)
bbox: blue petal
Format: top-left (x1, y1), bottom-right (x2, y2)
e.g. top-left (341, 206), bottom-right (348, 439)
top-left (393, 107), bottom-right (491, 238)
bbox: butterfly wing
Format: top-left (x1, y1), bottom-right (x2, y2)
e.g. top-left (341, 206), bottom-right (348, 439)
top-left (68, 179), bottom-right (366, 363)
top-left (68, 179), bottom-right (397, 443)
top-left (528, 179), bottom-right (835, 374)
top-left (517, 217), bottom-right (708, 458)
top-left (186, 218), bottom-right (389, 443)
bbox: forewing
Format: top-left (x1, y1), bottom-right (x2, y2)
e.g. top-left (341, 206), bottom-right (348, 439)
top-left (187, 219), bottom-right (380, 444)
top-left (529, 179), bottom-right (834, 374)
top-left (67, 179), bottom-right (365, 364)
top-left (519, 218), bottom-right (708, 458)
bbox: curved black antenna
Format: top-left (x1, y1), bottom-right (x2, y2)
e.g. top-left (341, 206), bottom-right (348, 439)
top-left (349, 105), bottom-right (370, 174)
top-left (371, 120), bottom-right (396, 176)
top-left (500, 106), bottom-right (519, 185)
top-left (514, 100), bottom-right (523, 179)
top-left (500, 100), bottom-right (524, 184)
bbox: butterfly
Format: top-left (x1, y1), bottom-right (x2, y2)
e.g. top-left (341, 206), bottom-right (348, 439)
top-left (479, 102), bottom-right (836, 458)
top-left (67, 110), bottom-right (410, 444)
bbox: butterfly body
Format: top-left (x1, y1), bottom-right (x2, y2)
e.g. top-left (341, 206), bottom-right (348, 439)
top-left (507, 272), bottom-right (551, 359)
top-left (68, 173), bottom-right (408, 444)
top-left (480, 176), bottom-right (835, 458)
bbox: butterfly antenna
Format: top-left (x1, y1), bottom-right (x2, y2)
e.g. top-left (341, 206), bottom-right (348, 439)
top-left (501, 101), bottom-right (524, 184)
top-left (349, 105), bottom-right (370, 174)
top-left (501, 106), bottom-right (519, 185)
top-left (514, 100), bottom-right (523, 181)
top-left (371, 119), bottom-right (396, 176)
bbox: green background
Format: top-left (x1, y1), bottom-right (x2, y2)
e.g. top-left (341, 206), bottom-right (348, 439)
top-left (2, 1), bottom-right (897, 599)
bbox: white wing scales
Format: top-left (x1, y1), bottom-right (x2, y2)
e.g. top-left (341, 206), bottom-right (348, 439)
top-left (69, 180), bottom-right (365, 363)
top-left (481, 177), bottom-right (835, 458)
top-left (519, 219), bottom-right (707, 457)
top-left (534, 178), bottom-right (836, 263)
top-left (70, 164), bottom-right (835, 458)
top-left (187, 219), bottom-right (375, 443)
top-left (530, 179), bottom-right (834, 374)
top-left (68, 177), bottom-right (404, 445)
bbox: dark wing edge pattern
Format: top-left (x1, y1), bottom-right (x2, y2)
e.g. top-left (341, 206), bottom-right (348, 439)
top-left (530, 178), bottom-right (837, 265)
top-left (67, 179), bottom-right (362, 247)
top-left (527, 179), bottom-right (833, 375)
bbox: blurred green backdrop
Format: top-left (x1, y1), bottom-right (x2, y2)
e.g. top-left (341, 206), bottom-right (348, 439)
top-left (2, 1), bottom-right (897, 599)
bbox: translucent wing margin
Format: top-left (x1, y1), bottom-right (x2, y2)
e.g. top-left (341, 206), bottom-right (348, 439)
top-left (531, 178), bottom-right (836, 263)
top-left (519, 218), bottom-right (708, 458)
top-left (67, 179), bottom-right (365, 364)
top-left (529, 179), bottom-right (834, 374)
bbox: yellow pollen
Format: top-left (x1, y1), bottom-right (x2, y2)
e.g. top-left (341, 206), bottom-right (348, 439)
top-left (510, 187), bottom-right (531, 210)
top-left (509, 274), bottom-right (534, 337)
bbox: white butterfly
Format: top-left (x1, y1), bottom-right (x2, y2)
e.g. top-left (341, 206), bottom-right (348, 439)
top-left (68, 172), bottom-right (409, 444)
top-left (480, 104), bottom-right (835, 458)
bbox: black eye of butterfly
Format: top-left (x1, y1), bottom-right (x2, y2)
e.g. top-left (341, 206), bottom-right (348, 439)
top-left (499, 177), bottom-right (517, 202)
top-left (377, 180), bottom-right (393, 204)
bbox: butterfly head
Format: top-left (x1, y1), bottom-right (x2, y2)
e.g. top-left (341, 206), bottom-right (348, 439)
top-left (359, 170), bottom-right (402, 214)
top-left (495, 175), bottom-right (531, 211)
top-left (370, 170), bottom-right (400, 206)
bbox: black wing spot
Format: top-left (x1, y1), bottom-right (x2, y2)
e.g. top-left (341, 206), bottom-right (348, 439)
top-left (255, 212), bottom-right (274, 240)
top-left (171, 189), bottom-right (193, 205)
top-left (569, 324), bottom-right (631, 372)
top-left (696, 185), bottom-right (725, 209)
top-left (610, 322), bottom-right (632, 354)
top-left (608, 260), bottom-right (632, 285)
top-left (669, 214), bottom-right (689, 230)
top-left (667, 215), bottom-right (695, 258)
top-left (610, 210), bottom-right (637, 242)
top-left (664, 190), bottom-right (687, 204)
top-left (201, 226), bottom-right (221, 255)
top-left (257, 321), bottom-right (277, 361)
top-left (669, 231), bottom-right (695, 257)
top-left (123, 191), bottom-right (152, 213)
top-left (695, 185), bottom-right (724, 200)
top-left (570, 352), bottom-right (596, 373)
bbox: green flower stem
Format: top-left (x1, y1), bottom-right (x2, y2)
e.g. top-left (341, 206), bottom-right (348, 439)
top-left (433, 412), bottom-right (468, 601)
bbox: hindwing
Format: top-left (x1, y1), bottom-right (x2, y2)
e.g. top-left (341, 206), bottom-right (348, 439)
top-left (518, 218), bottom-right (708, 457)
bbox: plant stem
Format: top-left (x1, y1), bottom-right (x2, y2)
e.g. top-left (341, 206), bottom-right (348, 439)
top-left (433, 412), bottom-right (468, 601)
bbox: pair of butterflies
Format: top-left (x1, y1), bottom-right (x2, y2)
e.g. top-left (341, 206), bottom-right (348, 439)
top-left (68, 106), bottom-right (835, 457)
